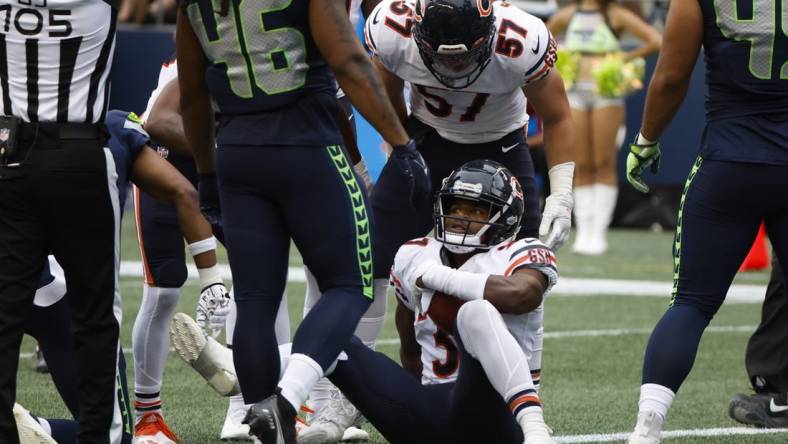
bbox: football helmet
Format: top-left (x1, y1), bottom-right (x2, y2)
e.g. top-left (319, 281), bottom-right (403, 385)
top-left (413, 0), bottom-right (496, 89)
top-left (434, 159), bottom-right (525, 254)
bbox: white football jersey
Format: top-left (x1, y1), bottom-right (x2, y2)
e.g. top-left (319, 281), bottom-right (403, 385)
top-left (142, 60), bottom-right (179, 124)
top-left (365, 0), bottom-right (556, 143)
top-left (390, 237), bottom-right (557, 385)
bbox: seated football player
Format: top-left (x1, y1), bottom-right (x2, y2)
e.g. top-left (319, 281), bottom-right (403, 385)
top-left (13, 109), bottom-right (228, 444)
top-left (170, 160), bottom-right (558, 444)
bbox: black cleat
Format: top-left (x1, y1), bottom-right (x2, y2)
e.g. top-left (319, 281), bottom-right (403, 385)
top-left (243, 390), bottom-right (297, 444)
top-left (729, 392), bottom-right (788, 428)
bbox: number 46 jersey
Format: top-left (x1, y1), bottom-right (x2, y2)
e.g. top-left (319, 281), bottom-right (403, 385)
top-left (390, 237), bottom-right (557, 385)
top-left (365, 0), bottom-right (556, 144)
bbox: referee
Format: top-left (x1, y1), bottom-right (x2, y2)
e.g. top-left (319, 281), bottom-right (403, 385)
top-left (0, 3), bottom-right (120, 444)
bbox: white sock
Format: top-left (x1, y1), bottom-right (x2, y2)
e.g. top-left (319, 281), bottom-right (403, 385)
top-left (275, 291), bottom-right (291, 344)
top-left (638, 383), bottom-right (675, 420)
top-left (226, 288), bottom-right (237, 348)
top-left (279, 354), bottom-right (323, 411)
top-left (132, 284), bottom-right (180, 396)
top-left (35, 417), bottom-right (51, 436)
top-left (592, 183), bottom-right (618, 241)
top-left (302, 266), bottom-right (320, 318)
top-left (572, 186), bottom-right (594, 248)
top-left (456, 300), bottom-right (541, 422)
top-left (354, 278), bottom-right (389, 348)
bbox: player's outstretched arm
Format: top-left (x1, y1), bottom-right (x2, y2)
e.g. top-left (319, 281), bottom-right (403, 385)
top-left (130, 146), bottom-right (215, 268)
top-left (176, 10), bottom-right (215, 174)
top-left (524, 70), bottom-right (576, 249)
top-left (145, 78), bottom-right (192, 158)
top-left (395, 300), bottom-right (423, 378)
top-left (372, 56), bottom-right (408, 125)
top-left (638, 0), bottom-right (703, 141)
top-left (309, 0), bottom-right (409, 146)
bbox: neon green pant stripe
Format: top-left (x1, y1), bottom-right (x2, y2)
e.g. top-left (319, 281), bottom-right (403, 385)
top-left (671, 155), bottom-right (703, 305)
top-left (326, 145), bottom-right (374, 299)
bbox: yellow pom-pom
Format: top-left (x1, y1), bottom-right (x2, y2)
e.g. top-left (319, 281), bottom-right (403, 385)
top-left (555, 48), bottom-right (579, 91)
top-left (591, 54), bottom-right (646, 98)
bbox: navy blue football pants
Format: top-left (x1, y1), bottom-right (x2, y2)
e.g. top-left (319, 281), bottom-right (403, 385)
top-left (643, 158), bottom-right (788, 392)
top-left (329, 335), bottom-right (523, 444)
top-left (217, 144), bottom-right (374, 404)
top-left (24, 296), bottom-right (132, 444)
top-left (372, 122), bottom-right (540, 278)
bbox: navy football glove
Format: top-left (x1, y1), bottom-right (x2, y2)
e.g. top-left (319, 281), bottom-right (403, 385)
top-left (391, 139), bottom-right (431, 209)
top-left (198, 173), bottom-right (222, 227)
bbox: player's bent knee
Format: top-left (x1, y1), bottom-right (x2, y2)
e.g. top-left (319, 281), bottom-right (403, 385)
top-left (456, 299), bottom-right (499, 352)
top-left (149, 259), bottom-right (188, 288)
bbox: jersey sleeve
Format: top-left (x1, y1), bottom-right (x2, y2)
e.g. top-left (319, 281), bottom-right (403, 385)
top-left (519, 16), bottom-right (557, 85)
top-left (105, 110), bottom-right (150, 162)
top-left (390, 237), bottom-right (431, 312)
top-left (501, 238), bottom-right (558, 292)
top-left (364, 0), bottom-right (411, 73)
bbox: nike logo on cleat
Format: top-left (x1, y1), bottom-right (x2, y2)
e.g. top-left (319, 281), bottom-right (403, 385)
top-left (770, 399), bottom-right (788, 413)
top-left (502, 143), bottom-right (518, 153)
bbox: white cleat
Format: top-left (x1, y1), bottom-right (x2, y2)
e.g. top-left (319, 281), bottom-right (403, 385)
top-left (221, 395), bottom-right (253, 441)
top-left (627, 410), bottom-right (663, 444)
top-left (170, 312), bottom-right (240, 396)
top-left (297, 387), bottom-right (368, 443)
top-left (13, 403), bottom-right (56, 444)
top-left (520, 411), bottom-right (556, 444)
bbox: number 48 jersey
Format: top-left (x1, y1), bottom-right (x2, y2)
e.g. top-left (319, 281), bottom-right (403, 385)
top-left (365, 0), bottom-right (556, 144)
top-left (390, 237), bottom-right (557, 385)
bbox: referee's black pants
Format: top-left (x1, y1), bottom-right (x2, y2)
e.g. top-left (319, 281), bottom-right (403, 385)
top-left (746, 256), bottom-right (788, 394)
top-left (0, 124), bottom-right (122, 444)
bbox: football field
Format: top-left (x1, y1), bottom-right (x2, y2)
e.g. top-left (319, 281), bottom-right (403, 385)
top-left (15, 215), bottom-right (788, 443)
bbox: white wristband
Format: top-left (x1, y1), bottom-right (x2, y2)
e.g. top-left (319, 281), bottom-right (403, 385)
top-left (420, 264), bottom-right (488, 302)
top-left (197, 264), bottom-right (223, 289)
top-left (636, 132), bottom-right (657, 146)
top-left (188, 236), bottom-right (217, 257)
top-left (547, 161), bottom-right (575, 195)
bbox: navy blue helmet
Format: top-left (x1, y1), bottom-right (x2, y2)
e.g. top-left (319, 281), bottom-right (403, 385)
top-left (434, 159), bottom-right (525, 253)
top-left (413, 0), bottom-right (496, 89)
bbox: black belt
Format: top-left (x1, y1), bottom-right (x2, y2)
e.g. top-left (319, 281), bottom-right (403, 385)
top-left (20, 121), bottom-right (106, 141)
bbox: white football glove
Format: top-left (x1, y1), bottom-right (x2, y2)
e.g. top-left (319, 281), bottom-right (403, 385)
top-left (539, 162), bottom-right (575, 251)
top-left (539, 191), bottom-right (573, 250)
top-left (196, 283), bottom-right (231, 338)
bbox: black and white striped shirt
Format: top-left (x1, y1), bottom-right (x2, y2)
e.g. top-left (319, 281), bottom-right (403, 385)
top-left (0, 0), bottom-right (116, 123)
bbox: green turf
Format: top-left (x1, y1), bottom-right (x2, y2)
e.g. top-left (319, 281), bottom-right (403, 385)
top-left (16, 216), bottom-right (785, 443)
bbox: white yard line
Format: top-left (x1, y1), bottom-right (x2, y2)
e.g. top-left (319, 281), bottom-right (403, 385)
top-left (375, 324), bottom-right (756, 346)
top-left (21, 325), bottom-right (757, 358)
top-left (118, 261), bottom-right (768, 303)
top-left (555, 427), bottom-right (788, 443)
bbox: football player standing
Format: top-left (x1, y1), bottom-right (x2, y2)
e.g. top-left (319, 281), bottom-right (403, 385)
top-left (624, 0), bottom-right (788, 441)
top-left (176, 0), bottom-right (425, 441)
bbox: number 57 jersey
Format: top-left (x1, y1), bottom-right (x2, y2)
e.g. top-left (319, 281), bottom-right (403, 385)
top-left (365, 0), bottom-right (557, 144)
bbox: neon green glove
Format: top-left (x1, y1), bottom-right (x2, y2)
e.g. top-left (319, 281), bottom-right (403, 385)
top-left (626, 134), bottom-right (661, 193)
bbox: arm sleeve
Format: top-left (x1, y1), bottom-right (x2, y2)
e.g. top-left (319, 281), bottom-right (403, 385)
top-left (390, 238), bottom-right (430, 312)
top-left (521, 20), bottom-right (557, 85)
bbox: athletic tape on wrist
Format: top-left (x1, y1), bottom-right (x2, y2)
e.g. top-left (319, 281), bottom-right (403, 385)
top-left (188, 236), bottom-right (217, 257)
top-left (636, 132), bottom-right (657, 146)
top-left (197, 264), bottom-right (223, 289)
top-left (421, 264), bottom-right (488, 302)
top-left (547, 162), bottom-right (575, 195)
